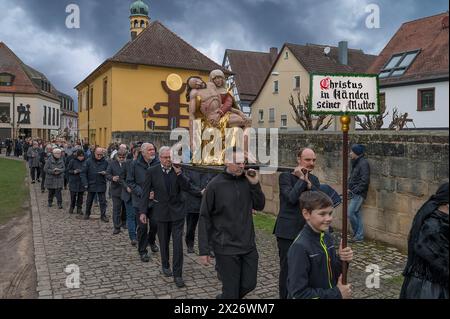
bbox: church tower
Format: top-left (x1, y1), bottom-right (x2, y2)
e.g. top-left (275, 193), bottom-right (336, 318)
top-left (130, 0), bottom-right (150, 40)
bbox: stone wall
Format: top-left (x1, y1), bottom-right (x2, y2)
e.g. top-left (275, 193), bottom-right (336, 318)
top-left (263, 130), bottom-right (448, 251)
top-left (112, 130), bottom-right (449, 251)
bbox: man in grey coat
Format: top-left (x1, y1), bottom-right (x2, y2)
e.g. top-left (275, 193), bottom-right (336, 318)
top-left (44, 148), bottom-right (65, 209)
top-left (27, 141), bottom-right (42, 183)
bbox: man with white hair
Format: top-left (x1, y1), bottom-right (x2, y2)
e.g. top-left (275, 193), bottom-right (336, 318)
top-left (127, 142), bottom-right (160, 262)
top-left (139, 146), bottom-right (194, 288)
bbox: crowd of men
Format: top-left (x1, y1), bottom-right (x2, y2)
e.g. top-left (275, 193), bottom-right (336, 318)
top-left (1, 137), bottom-right (447, 299)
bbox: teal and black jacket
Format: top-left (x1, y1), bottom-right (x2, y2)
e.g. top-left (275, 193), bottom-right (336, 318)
top-left (287, 223), bottom-right (343, 299)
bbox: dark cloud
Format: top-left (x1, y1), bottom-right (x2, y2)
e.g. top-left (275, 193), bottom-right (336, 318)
top-left (1, 0), bottom-right (448, 109)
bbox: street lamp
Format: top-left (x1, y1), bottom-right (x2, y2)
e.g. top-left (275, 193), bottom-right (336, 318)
top-left (141, 107), bottom-right (149, 131)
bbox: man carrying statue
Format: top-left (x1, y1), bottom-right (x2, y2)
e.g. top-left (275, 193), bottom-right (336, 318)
top-left (186, 70), bottom-right (252, 165)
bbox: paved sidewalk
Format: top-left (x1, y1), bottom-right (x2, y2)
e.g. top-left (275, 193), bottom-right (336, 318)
top-left (27, 176), bottom-right (407, 299)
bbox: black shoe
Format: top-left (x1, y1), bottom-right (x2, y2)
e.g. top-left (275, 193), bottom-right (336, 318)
top-left (58, 205), bottom-right (63, 210)
top-left (131, 240), bottom-right (138, 247)
top-left (31, 180), bottom-right (35, 184)
top-left (187, 246), bottom-right (195, 254)
top-left (140, 253), bottom-right (150, 263)
top-left (68, 208), bottom-right (74, 214)
top-left (37, 179), bottom-right (41, 183)
top-left (174, 277), bottom-right (185, 288)
top-left (101, 216), bottom-right (109, 223)
top-left (162, 268), bottom-right (173, 277)
top-left (41, 189), bottom-right (45, 193)
top-left (113, 228), bottom-right (121, 235)
top-left (150, 243), bottom-right (159, 253)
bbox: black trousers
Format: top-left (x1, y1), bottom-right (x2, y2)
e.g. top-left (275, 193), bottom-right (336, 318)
top-left (85, 192), bottom-right (107, 217)
top-left (41, 170), bottom-right (46, 190)
top-left (112, 196), bottom-right (124, 230)
top-left (215, 248), bottom-right (259, 299)
top-left (70, 191), bottom-right (84, 209)
top-left (30, 167), bottom-right (41, 181)
top-left (48, 188), bottom-right (62, 205)
top-left (121, 201), bottom-right (127, 224)
top-left (277, 237), bottom-right (293, 299)
top-left (185, 213), bottom-right (199, 248)
top-left (157, 219), bottom-right (184, 278)
top-left (136, 209), bottom-right (158, 255)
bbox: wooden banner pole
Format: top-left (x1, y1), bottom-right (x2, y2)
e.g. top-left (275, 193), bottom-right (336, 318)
top-left (340, 115), bottom-right (350, 284)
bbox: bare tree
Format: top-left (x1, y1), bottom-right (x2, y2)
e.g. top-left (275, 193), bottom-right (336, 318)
top-left (289, 93), bottom-right (333, 130)
top-left (355, 103), bottom-right (388, 130)
top-left (355, 104), bottom-right (414, 131)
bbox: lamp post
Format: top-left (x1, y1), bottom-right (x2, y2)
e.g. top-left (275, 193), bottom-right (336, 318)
top-left (141, 107), bottom-right (149, 131)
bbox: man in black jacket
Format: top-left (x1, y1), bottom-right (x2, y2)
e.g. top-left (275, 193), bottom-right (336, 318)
top-left (183, 169), bottom-right (214, 254)
top-left (273, 148), bottom-right (321, 299)
top-left (348, 144), bottom-right (370, 242)
top-left (81, 147), bottom-right (109, 222)
top-left (106, 149), bottom-right (127, 235)
top-left (128, 143), bottom-right (160, 262)
top-left (198, 147), bottom-right (266, 299)
top-left (139, 146), bottom-right (193, 288)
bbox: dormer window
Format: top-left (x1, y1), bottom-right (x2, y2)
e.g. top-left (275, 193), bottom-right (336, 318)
top-left (0, 73), bottom-right (14, 86)
top-left (379, 50), bottom-right (420, 78)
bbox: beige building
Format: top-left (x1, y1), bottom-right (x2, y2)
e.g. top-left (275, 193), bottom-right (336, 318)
top-left (251, 42), bottom-right (376, 130)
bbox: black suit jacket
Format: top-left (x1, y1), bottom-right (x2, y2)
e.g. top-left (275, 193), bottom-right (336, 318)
top-left (106, 160), bottom-right (125, 198)
top-left (273, 171), bottom-right (320, 240)
top-left (139, 165), bottom-right (192, 222)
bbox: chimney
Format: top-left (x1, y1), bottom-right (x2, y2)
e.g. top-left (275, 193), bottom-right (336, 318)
top-left (270, 47), bottom-right (278, 63)
top-left (338, 41), bottom-right (348, 65)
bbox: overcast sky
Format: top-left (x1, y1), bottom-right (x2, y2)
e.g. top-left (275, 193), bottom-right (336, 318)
top-left (0, 0), bottom-right (447, 108)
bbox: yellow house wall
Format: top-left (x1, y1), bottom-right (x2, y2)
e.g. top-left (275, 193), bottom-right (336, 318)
top-left (77, 68), bottom-right (112, 147)
top-left (78, 63), bottom-right (211, 147)
top-left (252, 46), bottom-right (311, 129)
top-left (110, 64), bottom-right (208, 133)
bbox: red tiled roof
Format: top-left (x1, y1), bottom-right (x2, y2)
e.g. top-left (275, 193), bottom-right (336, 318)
top-left (252, 42), bottom-right (376, 105)
top-left (110, 20), bottom-right (225, 73)
top-left (367, 12), bottom-right (449, 85)
top-left (286, 43), bottom-right (377, 74)
top-left (224, 49), bottom-right (276, 102)
top-left (0, 42), bottom-right (61, 101)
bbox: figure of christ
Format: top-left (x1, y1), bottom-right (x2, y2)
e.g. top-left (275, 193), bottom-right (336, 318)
top-left (186, 74), bottom-right (254, 165)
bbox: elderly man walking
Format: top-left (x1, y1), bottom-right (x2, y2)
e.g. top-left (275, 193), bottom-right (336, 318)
top-left (128, 143), bottom-right (160, 262)
top-left (139, 146), bottom-right (193, 288)
top-left (44, 148), bottom-right (65, 209)
top-left (81, 147), bottom-right (109, 222)
top-left (27, 141), bottom-right (42, 184)
top-left (106, 149), bottom-right (128, 235)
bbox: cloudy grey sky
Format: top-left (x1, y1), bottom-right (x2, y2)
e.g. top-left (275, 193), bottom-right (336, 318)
top-left (0, 0), bottom-right (447, 108)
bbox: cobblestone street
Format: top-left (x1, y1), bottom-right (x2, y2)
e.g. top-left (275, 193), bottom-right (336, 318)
top-left (29, 178), bottom-right (407, 299)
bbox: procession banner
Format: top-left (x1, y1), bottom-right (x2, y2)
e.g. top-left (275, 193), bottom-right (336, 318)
top-left (309, 73), bottom-right (380, 115)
